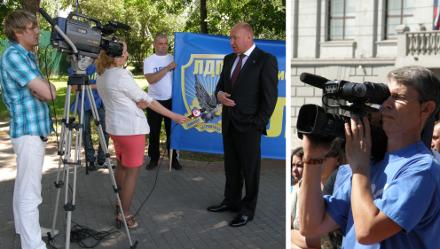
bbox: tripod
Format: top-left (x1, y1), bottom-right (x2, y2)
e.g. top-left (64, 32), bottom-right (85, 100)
top-left (47, 55), bottom-right (138, 249)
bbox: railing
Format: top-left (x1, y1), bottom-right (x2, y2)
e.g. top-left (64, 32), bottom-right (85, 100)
top-left (403, 31), bottom-right (440, 56)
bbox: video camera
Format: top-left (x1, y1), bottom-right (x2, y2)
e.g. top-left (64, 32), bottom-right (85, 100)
top-left (297, 72), bottom-right (390, 161)
top-left (39, 8), bottom-right (130, 58)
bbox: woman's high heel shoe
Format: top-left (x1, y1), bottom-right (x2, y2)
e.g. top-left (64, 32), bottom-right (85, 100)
top-left (115, 213), bottom-right (138, 229)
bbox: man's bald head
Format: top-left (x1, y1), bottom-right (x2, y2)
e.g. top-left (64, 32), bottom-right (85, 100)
top-left (229, 22), bottom-right (254, 54)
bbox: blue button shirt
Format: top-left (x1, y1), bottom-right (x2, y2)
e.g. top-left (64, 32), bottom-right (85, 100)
top-left (0, 42), bottom-right (52, 138)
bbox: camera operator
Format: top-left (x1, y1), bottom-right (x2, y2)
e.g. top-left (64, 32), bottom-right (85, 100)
top-left (96, 41), bottom-right (187, 229)
top-left (0, 10), bottom-right (56, 249)
top-left (299, 66), bottom-right (440, 249)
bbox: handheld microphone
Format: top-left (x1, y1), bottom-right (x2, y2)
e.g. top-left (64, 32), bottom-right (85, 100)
top-left (187, 108), bottom-right (203, 118)
top-left (299, 72), bottom-right (329, 89)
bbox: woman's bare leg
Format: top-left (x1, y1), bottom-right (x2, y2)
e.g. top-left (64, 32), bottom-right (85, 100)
top-left (120, 166), bottom-right (141, 215)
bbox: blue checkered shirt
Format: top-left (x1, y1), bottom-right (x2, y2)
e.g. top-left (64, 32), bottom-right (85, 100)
top-left (0, 42), bottom-right (52, 138)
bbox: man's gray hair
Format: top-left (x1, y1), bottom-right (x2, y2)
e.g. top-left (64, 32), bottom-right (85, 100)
top-left (154, 33), bottom-right (167, 41)
top-left (387, 65), bottom-right (440, 113)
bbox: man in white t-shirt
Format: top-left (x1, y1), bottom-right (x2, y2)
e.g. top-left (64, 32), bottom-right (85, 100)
top-left (143, 33), bottom-right (181, 170)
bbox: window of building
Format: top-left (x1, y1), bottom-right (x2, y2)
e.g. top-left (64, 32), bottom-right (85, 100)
top-left (385, 0), bottom-right (414, 39)
top-left (328, 0), bottom-right (356, 40)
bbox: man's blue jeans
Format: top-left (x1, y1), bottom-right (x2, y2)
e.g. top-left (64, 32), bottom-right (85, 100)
top-left (83, 107), bottom-right (109, 164)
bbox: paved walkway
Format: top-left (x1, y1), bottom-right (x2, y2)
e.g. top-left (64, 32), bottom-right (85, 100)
top-left (0, 122), bottom-right (286, 249)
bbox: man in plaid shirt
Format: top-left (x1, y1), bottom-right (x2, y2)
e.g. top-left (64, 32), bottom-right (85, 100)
top-left (0, 10), bottom-right (56, 249)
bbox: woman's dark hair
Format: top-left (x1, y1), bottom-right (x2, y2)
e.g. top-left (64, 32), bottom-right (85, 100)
top-left (291, 146), bottom-right (304, 168)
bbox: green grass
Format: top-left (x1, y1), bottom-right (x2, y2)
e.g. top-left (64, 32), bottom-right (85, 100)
top-left (0, 96), bottom-right (8, 120)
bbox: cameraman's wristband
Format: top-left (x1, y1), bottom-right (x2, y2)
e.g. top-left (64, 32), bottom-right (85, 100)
top-left (303, 157), bottom-right (324, 165)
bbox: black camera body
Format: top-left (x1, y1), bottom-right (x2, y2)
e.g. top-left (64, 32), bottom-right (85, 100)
top-left (51, 15), bottom-right (102, 57)
top-left (42, 9), bottom-right (129, 58)
top-left (297, 73), bottom-right (390, 161)
top-left (297, 104), bottom-right (346, 140)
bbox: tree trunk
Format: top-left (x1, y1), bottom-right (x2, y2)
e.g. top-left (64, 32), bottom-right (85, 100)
top-left (200, 0), bottom-right (208, 33)
top-left (20, 0), bottom-right (40, 14)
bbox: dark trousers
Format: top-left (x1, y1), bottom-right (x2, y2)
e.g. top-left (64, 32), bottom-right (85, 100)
top-left (146, 99), bottom-right (177, 162)
top-left (83, 107), bottom-right (109, 164)
top-left (222, 124), bottom-right (261, 217)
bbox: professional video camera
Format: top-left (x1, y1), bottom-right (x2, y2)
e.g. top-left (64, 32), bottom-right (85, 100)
top-left (297, 72), bottom-right (390, 161)
top-left (39, 8), bottom-right (130, 59)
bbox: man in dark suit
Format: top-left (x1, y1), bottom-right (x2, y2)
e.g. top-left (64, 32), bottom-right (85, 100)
top-left (208, 22), bottom-right (278, 227)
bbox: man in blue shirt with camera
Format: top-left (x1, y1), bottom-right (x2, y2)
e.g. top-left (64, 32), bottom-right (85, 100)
top-left (299, 66), bottom-right (440, 249)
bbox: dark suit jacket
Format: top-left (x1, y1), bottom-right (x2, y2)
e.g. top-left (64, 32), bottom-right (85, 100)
top-left (215, 46), bottom-right (278, 135)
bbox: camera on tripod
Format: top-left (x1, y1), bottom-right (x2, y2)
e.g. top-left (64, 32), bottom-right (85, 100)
top-left (297, 72), bottom-right (390, 160)
top-left (37, 8), bottom-right (139, 248)
top-left (39, 8), bottom-right (130, 85)
top-left (39, 8), bottom-right (130, 59)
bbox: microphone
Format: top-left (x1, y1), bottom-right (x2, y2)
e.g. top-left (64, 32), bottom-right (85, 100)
top-left (106, 21), bottom-right (131, 31)
top-left (299, 72), bottom-right (329, 89)
top-left (39, 8), bottom-right (55, 26)
top-left (182, 108), bottom-right (204, 130)
top-left (187, 108), bottom-right (203, 118)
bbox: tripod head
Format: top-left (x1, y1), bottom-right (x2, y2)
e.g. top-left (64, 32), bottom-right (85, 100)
top-left (68, 55), bottom-right (95, 86)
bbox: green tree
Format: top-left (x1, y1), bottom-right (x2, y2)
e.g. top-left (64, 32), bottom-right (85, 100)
top-left (3, 0), bottom-right (285, 73)
top-left (200, 0), bottom-right (208, 33)
top-left (184, 0), bottom-right (286, 40)
top-left (20, 0), bottom-right (40, 13)
top-left (0, 0), bottom-right (20, 39)
top-left (56, 0), bottom-right (187, 72)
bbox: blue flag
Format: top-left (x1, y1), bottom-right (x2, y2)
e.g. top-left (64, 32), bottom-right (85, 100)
top-left (171, 32), bottom-right (286, 159)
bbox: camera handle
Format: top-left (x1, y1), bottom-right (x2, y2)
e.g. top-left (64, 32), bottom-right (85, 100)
top-left (47, 55), bottom-right (138, 249)
top-left (39, 8), bottom-right (78, 55)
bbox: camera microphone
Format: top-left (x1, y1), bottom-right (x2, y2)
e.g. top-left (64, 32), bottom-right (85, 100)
top-left (102, 21), bottom-right (131, 36)
top-left (110, 21), bottom-right (131, 31)
top-left (299, 72), bottom-right (329, 89)
top-left (39, 8), bottom-right (55, 26)
top-left (300, 72), bottom-right (390, 105)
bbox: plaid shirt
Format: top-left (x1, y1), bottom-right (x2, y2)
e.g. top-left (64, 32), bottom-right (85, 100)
top-left (0, 42), bottom-right (52, 138)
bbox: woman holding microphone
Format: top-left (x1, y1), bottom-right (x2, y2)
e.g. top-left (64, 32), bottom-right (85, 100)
top-left (96, 41), bottom-right (187, 229)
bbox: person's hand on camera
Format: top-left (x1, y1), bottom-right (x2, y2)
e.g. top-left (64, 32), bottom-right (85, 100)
top-left (344, 115), bottom-right (371, 174)
top-left (302, 135), bottom-right (331, 164)
top-left (217, 91), bottom-right (236, 107)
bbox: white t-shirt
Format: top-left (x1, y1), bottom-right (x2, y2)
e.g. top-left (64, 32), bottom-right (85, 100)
top-left (96, 67), bottom-right (153, 135)
top-left (143, 54), bottom-right (173, 100)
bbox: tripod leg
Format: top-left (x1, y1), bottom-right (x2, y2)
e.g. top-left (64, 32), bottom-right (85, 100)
top-left (49, 85), bottom-right (74, 239)
top-left (49, 159), bottom-right (65, 239)
top-left (50, 84), bottom-right (85, 249)
top-left (64, 85), bottom-right (86, 249)
top-left (85, 86), bottom-right (136, 246)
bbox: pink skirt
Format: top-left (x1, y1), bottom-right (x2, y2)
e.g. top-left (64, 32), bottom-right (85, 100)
top-left (110, 134), bottom-right (145, 168)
